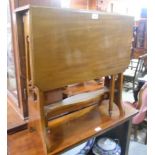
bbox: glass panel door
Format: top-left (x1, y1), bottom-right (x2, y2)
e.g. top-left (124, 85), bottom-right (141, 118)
top-left (7, 2), bottom-right (18, 101)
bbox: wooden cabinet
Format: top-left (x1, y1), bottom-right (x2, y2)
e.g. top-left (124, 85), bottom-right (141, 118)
top-left (10, 0), bottom-right (97, 10)
top-left (131, 19), bottom-right (147, 59)
top-left (7, 4), bottom-right (18, 103)
top-left (8, 0), bottom-right (28, 120)
top-left (135, 19), bottom-right (147, 49)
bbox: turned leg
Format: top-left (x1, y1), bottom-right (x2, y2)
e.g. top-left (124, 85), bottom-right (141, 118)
top-left (116, 73), bottom-right (125, 116)
top-left (109, 75), bottom-right (116, 116)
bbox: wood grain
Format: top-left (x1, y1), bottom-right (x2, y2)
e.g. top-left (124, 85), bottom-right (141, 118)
top-left (7, 102), bottom-right (27, 134)
top-left (13, 6), bottom-right (134, 155)
top-left (63, 80), bottom-right (105, 97)
top-left (45, 88), bottom-right (109, 119)
top-left (109, 75), bottom-right (116, 116)
top-left (9, 0), bottom-right (28, 118)
top-left (46, 101), bottom-right (137, 154)
top-left (18, 0), bottom-right (61, 8)
top-left (28, 6), bottom-right (134, 91)
top-left (8, 102), bottom-right (137, 155)
top-left (17, 0), bottom-right (97, 10)
top-left (116, 73), bottom-right (125, 116)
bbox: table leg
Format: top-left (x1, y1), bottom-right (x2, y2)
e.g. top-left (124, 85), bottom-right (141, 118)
top-left (109, 75), bottom-right (116, 116)
top-left (116, 73), bottom-right (125, 116)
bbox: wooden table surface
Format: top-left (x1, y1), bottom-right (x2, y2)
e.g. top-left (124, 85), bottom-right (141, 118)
top-left (8, 102), bottom-right (137, 155)
top-left (7, 102), bottom-right (27, 134)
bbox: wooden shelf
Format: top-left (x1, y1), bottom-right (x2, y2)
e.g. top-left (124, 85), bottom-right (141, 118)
top-left (63, 80), bottom-right (105, 97)
top-left (7, 102), bottom-right (28, 134)
top-left (8, 102), bottom-right (137, 155)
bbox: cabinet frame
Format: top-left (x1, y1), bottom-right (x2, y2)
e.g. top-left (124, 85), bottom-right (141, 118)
top-left (8, 0), bottom-right (28, 119)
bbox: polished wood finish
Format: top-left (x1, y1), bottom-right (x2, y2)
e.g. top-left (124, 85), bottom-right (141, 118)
top-left (23, 12), bottom-right (31, 92)
top-left (16, 0), bottom-right (97, 10)
top-left (131, 19), bottom-right (147, 59)
top-left (70, 0), bottom-right (88, 9)
top-left (7, 102), bottom-right (27, 134)
top-left (63, 80), bottom-right (104, 97)
top-left (8, 129), bottom-right (45, 155)
top-left (8, 103), bottom-right (137, 155)
top-left (27, 6), bottom-right (133, 91)
top-left (30, 85), bottom-right (111, 153)
top-left (45, 87), bottom-right (109, 119)
top-left (16, 10), bottom-right (29, 117)
top-left (13, 6), bottom-right (134, 155)
top-left (10, 0), bottom-right (99, 103)
top-left (9, 0), bottom-right (97, 122)
top-left (44, 88), bottom-right (64, 105)
top-left (18, 0), bottom-right (61, 8)
top-left (116, 73), bottom-right (124, 116)
top-left (109, 75), bottom-right (116, 116)
top-left (9, 0), bottom-right (29, 119)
